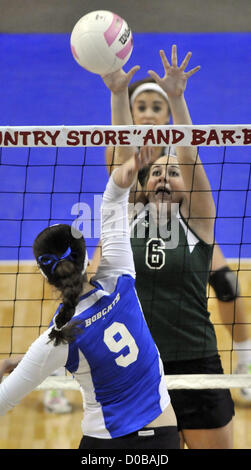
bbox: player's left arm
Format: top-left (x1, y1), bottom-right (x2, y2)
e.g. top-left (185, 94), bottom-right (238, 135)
top-left (149, 45), bottom-right (215, 244)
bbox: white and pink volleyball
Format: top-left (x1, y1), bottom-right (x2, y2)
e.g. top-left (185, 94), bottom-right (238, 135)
top-left (70, 10), bottom-right (133, 75)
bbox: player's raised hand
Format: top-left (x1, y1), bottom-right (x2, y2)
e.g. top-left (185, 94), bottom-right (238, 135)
top-left (101, 65), bottom-right (140, 94)
top-left (134, 146), bottom-right (155, 172)
top-left (148, 45), bottom-right (200, 97)
top-left (113, 147), bottom-right (154, 189)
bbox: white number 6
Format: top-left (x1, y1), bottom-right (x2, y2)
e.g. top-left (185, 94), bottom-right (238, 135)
top-left (104, 322), bottom-right (139, 367)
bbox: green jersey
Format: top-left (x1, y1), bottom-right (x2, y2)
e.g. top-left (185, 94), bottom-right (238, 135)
top-left (130, 206), bottom-right (218, 362)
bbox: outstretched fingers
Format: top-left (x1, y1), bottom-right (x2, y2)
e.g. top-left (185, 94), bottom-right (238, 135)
top-left (179, 51), bottom-right (192, 71)
top-left (171, 45), bottom-right (178, 67)
top-left (127, 65), bottom-right (140, 80)
top-left (148, 45), bottom-right (200, 88)
top-left (147, 69), bottom-right (161, 83)
top-left (160, 49), bottom-right (171, 71)
top-left (148, 50), bottom-right (172, 81)
top-left (167, 46), bottom-right (200, 77)
top-left (185, 65), bottom-right (201, 78)
top-left (179, 51), bottom-right (201, 77)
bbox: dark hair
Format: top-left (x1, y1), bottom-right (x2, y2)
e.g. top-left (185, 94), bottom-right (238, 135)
top-left (33, 224), bottom-right (86, 346)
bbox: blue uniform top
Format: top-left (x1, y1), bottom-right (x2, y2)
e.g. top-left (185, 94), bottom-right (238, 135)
top-left (0, 172), bottom-right (170, 438)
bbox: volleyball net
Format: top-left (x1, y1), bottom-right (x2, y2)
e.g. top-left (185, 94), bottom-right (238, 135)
top-left (0, 124), bottom-right (251, 391)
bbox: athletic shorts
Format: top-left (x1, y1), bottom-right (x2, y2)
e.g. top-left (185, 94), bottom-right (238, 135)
top-left (163, 354), bottom-right (235, 431)
top-left (79, 426), bottom-right (180, 449)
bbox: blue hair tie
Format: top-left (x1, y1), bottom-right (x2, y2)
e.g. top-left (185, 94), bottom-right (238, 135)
top-left (38, 247), bottom-right (73, 274)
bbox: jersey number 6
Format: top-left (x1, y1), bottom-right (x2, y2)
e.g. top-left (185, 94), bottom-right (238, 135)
top-left (146, 238), bottom-right (165, 269)
top-left (104, 322), bottom-right (139, 367)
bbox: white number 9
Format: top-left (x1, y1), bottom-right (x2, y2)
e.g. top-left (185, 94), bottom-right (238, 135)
top-left (103, 322), bottom-right (139, 367)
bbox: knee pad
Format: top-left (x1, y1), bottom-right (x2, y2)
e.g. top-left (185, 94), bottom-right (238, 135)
top-left (209, 266), bottom-right (240, 302)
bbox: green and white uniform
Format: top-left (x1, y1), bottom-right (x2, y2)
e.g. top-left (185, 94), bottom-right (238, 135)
top-left (130, 205), bottom-right (218, 362)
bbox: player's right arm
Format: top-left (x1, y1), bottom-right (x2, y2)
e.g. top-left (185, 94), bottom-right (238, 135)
top-left (94, 147), bottom-right (153, 282)
top-left (102, 66), bottom-right (139, 175)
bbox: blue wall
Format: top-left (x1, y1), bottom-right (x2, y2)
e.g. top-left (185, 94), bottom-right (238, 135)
top-left (0, 33), bottom-right (250, 259)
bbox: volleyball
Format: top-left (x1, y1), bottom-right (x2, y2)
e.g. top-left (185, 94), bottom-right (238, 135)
top-left (70, 10), bottom-right (133, 75)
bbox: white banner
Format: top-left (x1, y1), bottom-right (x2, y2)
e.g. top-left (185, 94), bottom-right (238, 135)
top-left (0, 124), bottom-right (251, 147)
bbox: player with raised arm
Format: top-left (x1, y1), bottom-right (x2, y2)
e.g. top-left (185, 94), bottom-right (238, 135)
top-left (98, 45), bottom-right (235, 449)
top-left (0, 147), bottom-right (179, 450)
top-left (104, 54), bottom-right (251, 406)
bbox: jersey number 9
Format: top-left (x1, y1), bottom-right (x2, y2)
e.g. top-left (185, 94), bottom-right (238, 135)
top-left (104, 322), bottom-right (139, 367)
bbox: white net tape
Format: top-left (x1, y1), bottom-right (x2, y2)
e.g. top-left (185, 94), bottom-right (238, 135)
top-left (0, 124), bottom-right (251, 147)
top-left (34, 374), bottom-right (251, 391)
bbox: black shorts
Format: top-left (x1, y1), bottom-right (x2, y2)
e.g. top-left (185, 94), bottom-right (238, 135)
top-left (163, 354), bottom-right (235, 431)
top-left (79, 426), bottom-right (180, 449)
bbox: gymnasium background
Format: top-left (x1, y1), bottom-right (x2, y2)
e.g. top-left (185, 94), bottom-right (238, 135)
top-left (0, 0), bottom-right (251, 450)
top-left (0, 0), bottom-right (250, 262)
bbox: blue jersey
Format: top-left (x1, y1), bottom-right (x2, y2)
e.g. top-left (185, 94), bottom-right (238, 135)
top-left (0, 173), bottom-right (170, 438)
